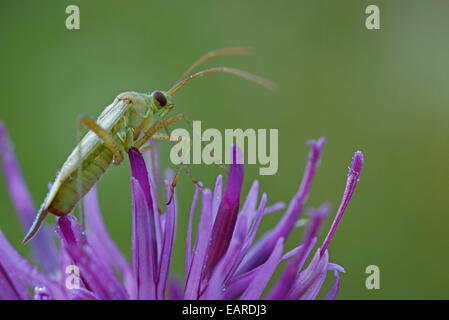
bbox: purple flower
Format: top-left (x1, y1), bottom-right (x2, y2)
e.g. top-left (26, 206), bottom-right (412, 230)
top-left (0, 121), bottom-right (363, 300)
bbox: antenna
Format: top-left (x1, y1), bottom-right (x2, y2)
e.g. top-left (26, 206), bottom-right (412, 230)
top-left (167, 66), bottom-right (277, 96)
top-left (177, 47), bottom-right (253, 81)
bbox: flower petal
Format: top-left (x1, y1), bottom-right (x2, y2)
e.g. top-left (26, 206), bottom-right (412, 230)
top-left (0, 121), bottom-right (58, 274)
top-left (142, 140), bottom-right (161, 191)
top-left (184, 188), bottom-right (213, 299)
top-left (280, 237), bottom-right (317, 261)
top-left (129, 147), bottom-right (159, 273)
top-left (0, 227), bottom-right (63, 299)
top-left (223, 264), bottom-right (263, 299)
top-left (0, 260), bottom-right (29, 299)
top-left (321, 151), bottom-right (364, 255)
top-left (288, 250), bottom-right (329, 300)
top-left (185, 184), bottom-right (201, 278)
top-left (156, 180), bottom-right (177, 299)
top-left (222, 193), bottom-right (267, 287)
top-left (60, 241), bottom-right (86, 296)
top-left (201, 145), bottom-right (244, 282)
top-left (240, 237), bottom-right (284, 300)
top-left (300, 266), bottom-right (327, 300)
top-left (324, 269), bottom-right (343, 300)
top-left (56, 215), bottom-right (128, 300)
top-left (239, 137), bottom-right (325, 273)
top-left (167, 276), bottom-right (184, 300)
top-left (199, 258), bottom-right (226, 300)
top-left (266, 203), bottom-right (330, 300)
top-left (84, 186), bottom-right (134, 297)
top-left (263, 201), bottom-right (285, 216)
top-left (300, 253), bottom-right (343, 300)
top-left (239, 180), bottom-right (259, 224)
top-left (212, 174), bottom-right (223, 218)
top-left (130, 178), bottom-right (156, 299)
top-left (68, 288), bottom-right (99, 300)
top-left (328, 262), bottom-right (345, 273)
top-left (144, 150), bottom-right (164, 254)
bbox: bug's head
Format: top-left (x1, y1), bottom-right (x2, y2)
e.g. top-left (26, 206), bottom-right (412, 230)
top-left (150, 90), bottom-right (173, 110)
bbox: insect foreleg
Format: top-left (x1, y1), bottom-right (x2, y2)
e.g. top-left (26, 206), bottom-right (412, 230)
top-left (135, 119), bottom-right (170, 149)
top-left (160, 106), bottom-right (174, 120)
top-left (137, 113), bottom-right (218, 155)
top-left (78, 115), bottom-right (124, 165)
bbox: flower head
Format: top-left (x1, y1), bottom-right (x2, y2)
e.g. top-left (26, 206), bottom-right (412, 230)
top-left (0, 121), bottom-right (363, 300)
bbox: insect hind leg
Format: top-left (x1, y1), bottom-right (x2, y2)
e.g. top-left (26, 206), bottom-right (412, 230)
top-left (76, 114), bottom-right (125, 231)
top-left (78, 115), bottom-right (124, 165)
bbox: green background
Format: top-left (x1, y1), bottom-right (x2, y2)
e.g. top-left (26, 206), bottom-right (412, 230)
top-left (1, 1), bottom-right (448, 299)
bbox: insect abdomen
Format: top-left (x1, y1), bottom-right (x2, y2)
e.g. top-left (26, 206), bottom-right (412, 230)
top-left (48, 145), bottom-right (114, 216)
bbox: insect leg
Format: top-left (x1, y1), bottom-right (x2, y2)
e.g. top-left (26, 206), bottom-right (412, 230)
top-left (76, 115), bottom-right (126, 232)
top-left (78, 115), bottom-right (124, 165)
top-left (139, 144), bottom-right (154, 153)
top-left (135, 120), bottom-right (167, 149)
top-left (164, 113), bottom-right (229, 175)
top-left (139, 122), bottom-right (200, 204)
top-left (142, 133), bottom-right (189, 143)
top-left (140, 133), bottom-right (194, 205)
top-left (160, 120), bottom-right (202, 205)
top-left (138, 112), bottom-right (228, 173)
top-left (135, 117), bottom-right (207, 204)
top-left (136, 115), bottom-right (226, 204)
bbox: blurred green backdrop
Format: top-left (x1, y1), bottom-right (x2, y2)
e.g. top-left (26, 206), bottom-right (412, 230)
top-left (1, 0), bottom-right (448, 299)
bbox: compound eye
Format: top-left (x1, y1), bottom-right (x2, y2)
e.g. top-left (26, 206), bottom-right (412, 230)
top-left (153, 91), bottom-right (167, 107)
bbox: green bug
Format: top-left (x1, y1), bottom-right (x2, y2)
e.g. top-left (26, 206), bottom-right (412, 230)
top-left (23, 48), bottom-right (275, 244)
